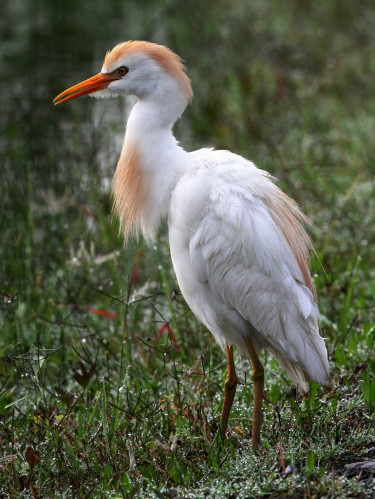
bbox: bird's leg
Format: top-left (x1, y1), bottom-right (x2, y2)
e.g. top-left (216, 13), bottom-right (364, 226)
top-left (245, 338), bottom-right (264, 451)
top-left (220, 344), bottom-right (238, 438)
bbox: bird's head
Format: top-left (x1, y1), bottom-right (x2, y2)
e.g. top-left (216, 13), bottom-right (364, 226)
top-left (54, 41), bottom-right (193, 111)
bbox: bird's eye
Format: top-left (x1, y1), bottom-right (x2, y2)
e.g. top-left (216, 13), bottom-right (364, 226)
top-left (117, 66), bottom-right (128, 77)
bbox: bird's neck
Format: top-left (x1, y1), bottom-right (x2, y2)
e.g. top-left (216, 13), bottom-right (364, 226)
top-left (113, 99), bottom-right (188, 242)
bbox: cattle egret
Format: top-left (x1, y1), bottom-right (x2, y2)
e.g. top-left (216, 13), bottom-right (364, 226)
top-left (54, 41), bottom-right (330, 450)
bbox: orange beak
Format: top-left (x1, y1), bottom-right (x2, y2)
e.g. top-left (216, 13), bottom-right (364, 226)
top-left (53, 71), bottom-right (121, 105)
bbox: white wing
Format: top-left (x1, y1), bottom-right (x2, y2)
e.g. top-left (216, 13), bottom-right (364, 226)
top-left (169, 150), bottom-right (330, 393)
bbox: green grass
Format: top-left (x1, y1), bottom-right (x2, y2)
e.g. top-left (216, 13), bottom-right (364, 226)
top-left (1, 0), bottom-right (375, 497)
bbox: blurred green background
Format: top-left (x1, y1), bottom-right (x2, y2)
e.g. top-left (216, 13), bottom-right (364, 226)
top-left (1, 0), bottom-right (374, 279)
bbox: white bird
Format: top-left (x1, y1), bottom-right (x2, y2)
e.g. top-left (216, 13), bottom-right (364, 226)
top-left (54, 41), bottom-right (330, 450)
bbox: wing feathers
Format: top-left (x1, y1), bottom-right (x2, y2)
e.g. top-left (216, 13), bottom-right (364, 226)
top-left (187, 162), bottom-right (330, 390)
top-left (264, 188), bottom-right (317, 300)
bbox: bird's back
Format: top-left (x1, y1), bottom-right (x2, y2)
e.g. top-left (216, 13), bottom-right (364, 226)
top-left (169, 149), bottom-right (330, 393)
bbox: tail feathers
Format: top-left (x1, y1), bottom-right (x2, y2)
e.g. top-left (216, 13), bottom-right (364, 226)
top-left (267, 345), bottom-right (331, 395)
top-left (267, 346), bottom-right (309, 393)
top-left (300, 333), bottom-right (331, 388)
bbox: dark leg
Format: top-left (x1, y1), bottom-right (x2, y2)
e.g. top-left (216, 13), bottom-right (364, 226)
top-left (245, 338), bottom-right (264, 451)
top-left (220, 344), bottom-right (238, 438)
